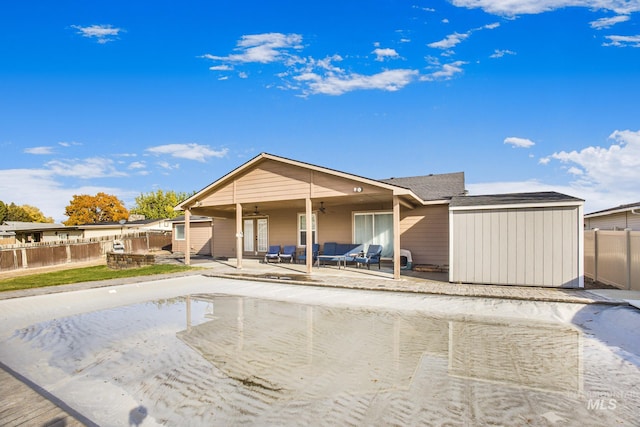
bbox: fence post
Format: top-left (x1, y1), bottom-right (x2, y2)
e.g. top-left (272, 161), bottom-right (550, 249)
top-left (21, 248), bottom-right (28, 269)
top-left (593, 229), bottom-right (599, 284)
top-left (626, 229), bottom-right (632, 290)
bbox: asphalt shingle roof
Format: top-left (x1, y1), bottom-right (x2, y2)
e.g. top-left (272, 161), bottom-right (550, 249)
top-left (380, 172), bottom-right (466, 201)
top-left (449, 191), bottom-right (583, 207)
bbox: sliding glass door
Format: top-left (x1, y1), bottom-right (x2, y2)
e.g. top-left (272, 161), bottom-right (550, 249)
top-left (353, 212), bottom-right (393, 258)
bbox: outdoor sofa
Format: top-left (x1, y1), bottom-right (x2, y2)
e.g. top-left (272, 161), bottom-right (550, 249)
top-left (316, 242), bottom-right (364, 268)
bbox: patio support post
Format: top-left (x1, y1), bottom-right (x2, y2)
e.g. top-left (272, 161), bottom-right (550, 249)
top-left (236, 203), bottom-right (243, 269)
top-left (184, 208), bottom-right (191, 266)
top-left (393, 195), bottom-right (401, 280)
top-left (305, 197), bottom-right (313, 274)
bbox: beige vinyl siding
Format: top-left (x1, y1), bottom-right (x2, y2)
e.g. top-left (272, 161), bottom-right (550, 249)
top-left (451, 206), bottom-right (580, 287)
top-left (399, 205), bottom-right (449, 266)
top-left (264, 209), bottom-right (300, 247)
top-left (212, 218), bottom-right (236, 258)
top-left (173, 222), bottom-right (212, 255)
top-left (197, 159), bottom-right (391, 208)
top-left (318, 208), bottom-right (354, 246)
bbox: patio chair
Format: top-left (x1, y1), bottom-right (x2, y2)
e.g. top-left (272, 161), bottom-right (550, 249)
top-left (298, 243), bottom-right (319, 264)
top-left (279, 245), bottom-right (297, 263)
top-left (354, 244), bottom-right (383, 269)
top-left (264, 245), bottom-right (281, 263)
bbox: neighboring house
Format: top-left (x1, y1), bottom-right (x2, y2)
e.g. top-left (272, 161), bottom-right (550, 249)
top-left (79, 218), bottom-right (172, 239)
top-left (584, 202), bottom-right (640, 230)
top-left (170, 215), bottom-right (214, 256)
top-left (175, 152), bottom-right (584, 287)
top-left (0, 227), bottom-right (16, 245)
top-left (0, 221), bottom-right (83, 244)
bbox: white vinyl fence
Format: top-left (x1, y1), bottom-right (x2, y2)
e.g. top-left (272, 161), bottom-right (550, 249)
top-left (584, 230), bottom-right (640, 290)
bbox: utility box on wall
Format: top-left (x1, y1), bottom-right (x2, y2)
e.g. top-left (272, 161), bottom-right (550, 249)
top-left (449, 192), bottom-right (584, 288)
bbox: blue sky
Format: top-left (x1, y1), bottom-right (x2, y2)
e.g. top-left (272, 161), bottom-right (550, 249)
top-left (2, 0), bottom-right (639, 222)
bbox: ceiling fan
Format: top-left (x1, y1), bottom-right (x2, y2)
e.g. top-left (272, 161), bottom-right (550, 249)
top-left (318, 201), bottom-right (326, 214)
top-left (250, 205), bottom-right (261, 216)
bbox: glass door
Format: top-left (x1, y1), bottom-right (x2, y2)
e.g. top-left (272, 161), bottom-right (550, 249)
top-left (243, 217), bottom-right (269, 256)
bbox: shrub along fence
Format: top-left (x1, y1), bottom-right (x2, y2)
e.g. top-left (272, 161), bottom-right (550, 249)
top-left (584, 229), bottom-right (640, 290)
top-left (0, 232), bottom-right (171, 273)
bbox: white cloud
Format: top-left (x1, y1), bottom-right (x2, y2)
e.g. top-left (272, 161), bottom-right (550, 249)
top-left (428, 32), bottom-right (470, 49)
top-left (504, 136), bottom-right (535, 148)
top-left (128, 161), bottom-right (146, 170)
top-left (421, 61), bottom-right (467, 81)
top-left (146, 144), bottom-right (229, 162)
top-left (450, 0), bottom-right (640, 16)
top-left (372, 48), bottom-right (400, 61)
top-left (539, 157), bottom-right (551, 165)
top-left (157, 161), bottom-right (180, 170)
top-left (71, 24), bottom-right (123, 44)
top-left (490, 49), bottom-right (516, 58)
top-left (428, 23), bottom-right (499, 52)
top-left (45, 157), bottom-right (127, 179)
top-left (24, 146), bottom-right (53, 155)
top-left (590, 15), bottom-right (630, 29)
top-left (209, 65), bottom-right (233, 71)
top-left (295, 69), bottom-right (419, 96)
top-left (548, 129), bottom-right (640, 190)
top-left (603, 34), bottom-right (640, 47)
top-left (202, 33), bottom-right (303, 64)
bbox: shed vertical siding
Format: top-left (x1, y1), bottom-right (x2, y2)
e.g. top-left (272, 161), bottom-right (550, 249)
top-left (451, 206), bottom-right (580, 287)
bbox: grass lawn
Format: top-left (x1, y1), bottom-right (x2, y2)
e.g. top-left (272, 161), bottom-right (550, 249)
top-left (0, 264), bottom-right (199, 293)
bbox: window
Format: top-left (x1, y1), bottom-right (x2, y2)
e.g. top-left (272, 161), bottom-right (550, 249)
top-left (175, 224), bottom-right (185, 240)
top-left (354, 212), bottom-right (393, 257)
top-left (297, 213), bottom-right (317, 246)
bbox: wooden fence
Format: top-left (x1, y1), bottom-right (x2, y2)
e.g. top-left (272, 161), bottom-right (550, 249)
top-left (584, 230), bottom-right (640, 290)
top-left (0, 232), bottom-right (172, 273)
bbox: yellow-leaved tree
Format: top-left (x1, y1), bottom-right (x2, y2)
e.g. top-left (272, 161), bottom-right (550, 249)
top-left (63, 192), bottom-right (129, 226)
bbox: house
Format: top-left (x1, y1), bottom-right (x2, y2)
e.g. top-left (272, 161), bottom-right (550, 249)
top-left (169, 215), bottom-right (214, 256)
top-left (175, 153), bottom-right (584, 287)
top-left (0, 221), bottom-right (83, 244)
top-left (584, 202), bottom-right (640, 230)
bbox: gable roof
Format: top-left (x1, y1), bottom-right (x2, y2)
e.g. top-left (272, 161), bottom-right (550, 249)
top-left (584, 201), bottom-right (640, 218)
top-left (380, 172), bottom-right (466, 201)
top-left (177, 152), bottom-right (464, 210)
top-left (449, 191), bottom-right (584, 209)
top-left (177, 152), bottom-right (432, 210)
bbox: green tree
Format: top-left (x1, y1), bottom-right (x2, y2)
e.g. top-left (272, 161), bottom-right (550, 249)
top-left (130, 189), bottom-right (194, 220)
top-left (21, 205), bottom-right (54, 223)
top-left (6, 203), bottom-right (32, 222)
top-left (64, 192), bottom-right (129, 226)
top-left (0, 201), bottom-right (7, 223)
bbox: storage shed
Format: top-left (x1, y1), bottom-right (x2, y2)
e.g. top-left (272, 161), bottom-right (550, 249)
top-left (449, 192), bottom-right (584, 288)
